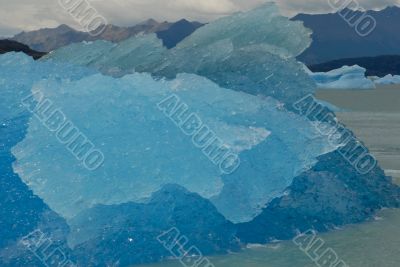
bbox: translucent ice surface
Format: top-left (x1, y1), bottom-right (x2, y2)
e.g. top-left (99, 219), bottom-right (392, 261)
top-left (9, 66), bottom-right (337, 222)
top-left (0, 52), bottom-right (94, 122)
top-left (309, 65), bottom-right (376, 89)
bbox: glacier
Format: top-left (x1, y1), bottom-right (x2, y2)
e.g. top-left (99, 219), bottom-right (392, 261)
top-left (308, 65), bottom-right (376, 89)
top-left (1, 3), bottom-right (399, 267)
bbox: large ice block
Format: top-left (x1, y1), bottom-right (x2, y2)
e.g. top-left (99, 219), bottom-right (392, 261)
top-left (10, 67), bottom-right (337, 222)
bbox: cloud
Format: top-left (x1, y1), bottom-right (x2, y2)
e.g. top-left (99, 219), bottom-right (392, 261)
top-left (167, 0), bottom-right (238, 13)
top-left (0, 0), bottom-right (399, 36)
top-left (277, 0), bottom-right (400, 15)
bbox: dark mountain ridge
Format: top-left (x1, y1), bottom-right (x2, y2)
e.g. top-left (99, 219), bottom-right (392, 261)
top-left (308, 55), bottom-right (400, 77)
top-left (11, 19), bottom-right (204, 52)
top-left (0, 39), bottom-right (46, 59)
top-left (7, 6), bottom-right (400, 62)
top-left (156, 19), bottom-right (204, 48)
top-left (293, 6), bottom-right (400, 65)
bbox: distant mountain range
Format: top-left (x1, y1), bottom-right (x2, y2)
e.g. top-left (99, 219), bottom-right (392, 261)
top-left (5, 6), bottom-right (400, 69)
top-left (11, 19), bottom-right (203, 52)
top-left (156, 19), bottom-right (204, 49)
top-left (293, 6), bottom-right (400, 65)
top-left (309, 55), bottom-right (400, 77)
top-left (0, 39), bottom-right (46, 59)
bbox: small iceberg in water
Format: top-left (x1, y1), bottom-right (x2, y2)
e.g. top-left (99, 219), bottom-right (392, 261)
top-left (308, 65), bottom-right (376, 89)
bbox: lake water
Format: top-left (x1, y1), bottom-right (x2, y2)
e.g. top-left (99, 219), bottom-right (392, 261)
top-left (139, 86), bottom-right (400, 267)
top-left (316, 85), bottom-right (400, 184)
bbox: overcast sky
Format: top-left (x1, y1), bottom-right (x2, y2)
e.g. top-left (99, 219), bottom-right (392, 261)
top-left (0, 0), bottom-right (399, 36)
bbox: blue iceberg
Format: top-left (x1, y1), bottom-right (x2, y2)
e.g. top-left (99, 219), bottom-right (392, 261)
top-left (308, 65), bottom-right (376, 89)
top-left (374, 74), bottom-right (400, 85)
top-left (1, 4), bottom-right (399, 267)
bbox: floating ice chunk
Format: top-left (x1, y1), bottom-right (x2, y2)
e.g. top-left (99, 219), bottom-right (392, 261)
top-left (6, 4), bottom-right (335, 224)
top-left (1, 3), bottom-right (399, 265)
top-left (374, 74), bottom-right (400, 85)
top-left (309, 65), bottom-right (376, 89)
top-left (8, 4), bottom-right (335, 223)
